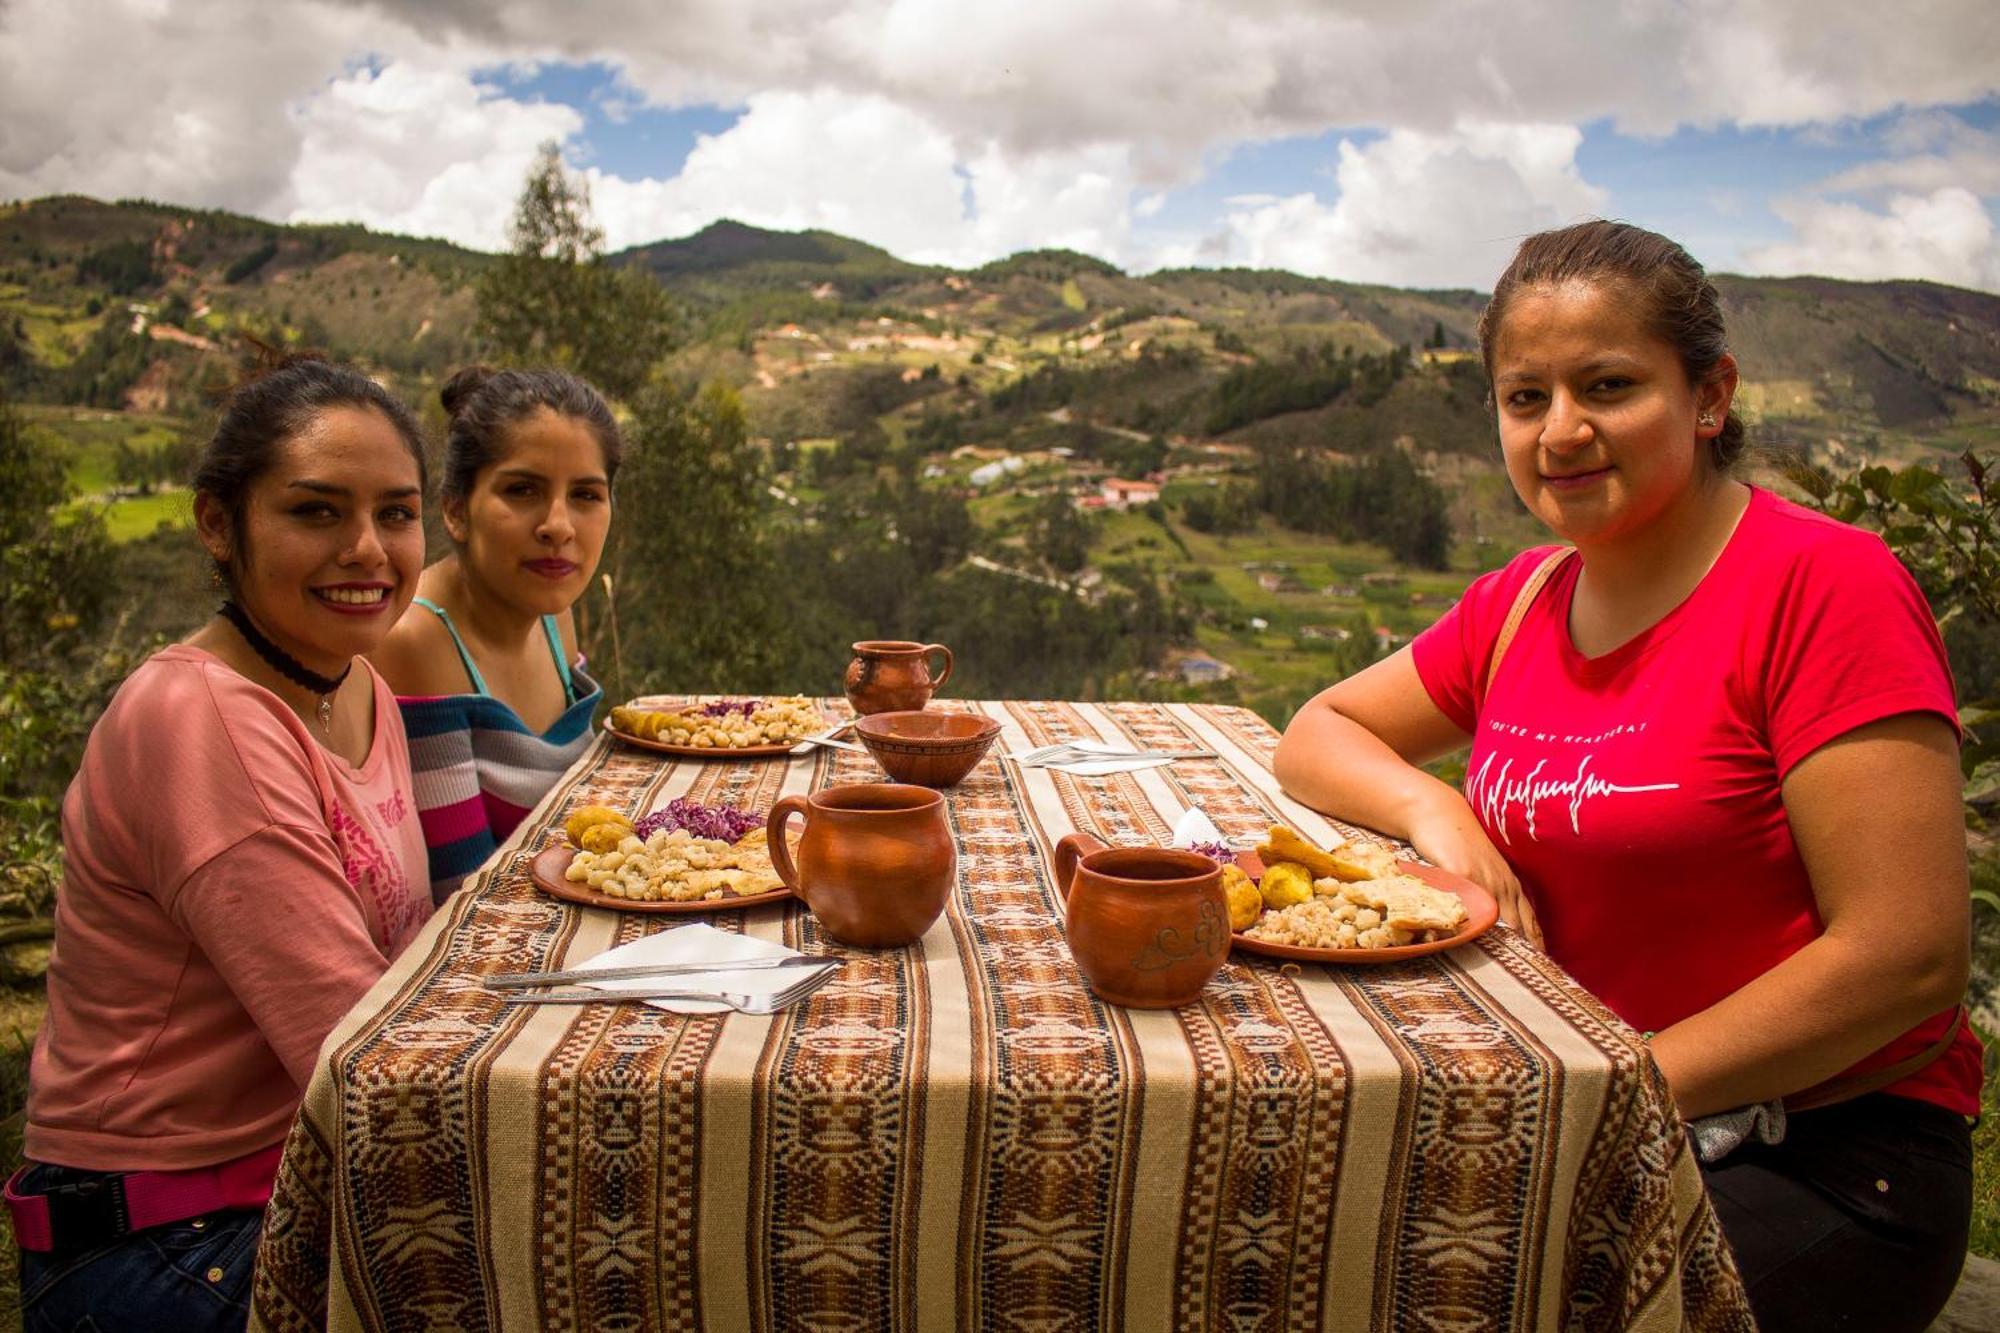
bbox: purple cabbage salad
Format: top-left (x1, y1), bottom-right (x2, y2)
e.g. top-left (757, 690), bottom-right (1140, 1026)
top-left (695, 698), bottom-right (761, 718)
top-left (1187, 841), bottom-right (1234, 864)
top-left (633, 796), bottom-right (763, 844)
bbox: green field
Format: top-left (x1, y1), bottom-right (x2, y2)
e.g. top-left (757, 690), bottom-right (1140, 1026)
top-left (23, 405), bottom-right (190, 541)
top-left (95, 490), bottom-right (191, 541)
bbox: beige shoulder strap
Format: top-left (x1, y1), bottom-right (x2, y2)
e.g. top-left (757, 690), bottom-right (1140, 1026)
top-left (1483, 547), bottom-right (1574, 698)
top-left (1783, 1005), bottom-right (1967, 1114)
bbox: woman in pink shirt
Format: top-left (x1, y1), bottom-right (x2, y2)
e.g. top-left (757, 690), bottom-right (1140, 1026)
top-left (10, 353), bottom-right (436, 1332)
top-left (1275, 221), bottom-right (1976, 1332)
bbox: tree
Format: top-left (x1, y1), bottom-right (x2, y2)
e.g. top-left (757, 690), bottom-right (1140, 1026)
top-left (0, 385), bottom-right (120, 920)
top-left (609, 380), bottom-right (796, 692)
top-left (1787, 451), bottom-right (2000, 914)
top-left (1033, 492), bottom-right (1095, 575)
top-left (0, 389), bottom-right (114, 663)
top-left (476, 143), bottom-right (677, 400)
top-left (0, 316), bottom-right (30, 393)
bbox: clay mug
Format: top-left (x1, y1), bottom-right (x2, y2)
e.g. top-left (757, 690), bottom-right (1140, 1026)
top-left (844, 640), bottom-right (954, 716)
top-left (768, 783), bottom-right (956, 948)
top-left (1053, 834), bottom-right (1230, 1009)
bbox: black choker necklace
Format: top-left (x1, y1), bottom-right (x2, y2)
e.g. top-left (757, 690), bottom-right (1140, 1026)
top-left (218, 601), bottom-right (350, 733)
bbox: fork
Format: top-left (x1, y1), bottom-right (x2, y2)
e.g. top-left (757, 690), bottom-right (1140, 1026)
top-left (789, 721), bottom-right (863, 756)
top-left (501, 965), bottom-right (839, 1012)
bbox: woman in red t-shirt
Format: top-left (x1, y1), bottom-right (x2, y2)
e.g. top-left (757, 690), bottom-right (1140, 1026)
top-left (1274, 220), bottom-right (1976, 1333)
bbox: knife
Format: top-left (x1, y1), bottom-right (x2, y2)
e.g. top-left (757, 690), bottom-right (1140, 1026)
top-left (1045, 756), bottom-right (1180, 776)
top-left (482, 956), bottom-right (837, 989)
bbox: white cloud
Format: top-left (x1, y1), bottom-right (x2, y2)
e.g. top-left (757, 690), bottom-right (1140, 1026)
top-left (0, 0), bottom-right (355, 210)
top-left (1745, 187), bottom-right (2000, 291)
top-left (1818, 121), bottom-right (2000, 199)
top-left (584, 91), bottom-right (967, 259)
top-left (1, 0), bottom-right (1996, 290)
top-left (335, 0), bottom-right (2000, 153)
top-left (286, 60), bottom-right (582, 250)
top-left (955, 141), bottom-right (1140, 267)
top-left (584, 90), bottom-right (1144, 270)
top-left (1181, 122), bottom-right (1607, 289)
top-left (1685, 1), bottom-right (2000, 130)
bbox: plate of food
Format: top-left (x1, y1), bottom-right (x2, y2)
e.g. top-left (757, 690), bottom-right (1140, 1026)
top-left (1218, 823), bottom-right (1497, 964)
top-left (532, 801), bottom-right (794, 914)
top-left (606, 697), bottom-right (828, 758)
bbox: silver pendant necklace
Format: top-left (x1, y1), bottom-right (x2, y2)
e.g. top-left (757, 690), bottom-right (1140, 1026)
top-left (217, 601), bottom-right (350, 737)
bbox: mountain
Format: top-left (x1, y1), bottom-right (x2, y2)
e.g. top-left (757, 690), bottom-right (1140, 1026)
top-left (5, 197), bottom-right (1999, 468)
top-left (614, 219), bottom-right (935, 304)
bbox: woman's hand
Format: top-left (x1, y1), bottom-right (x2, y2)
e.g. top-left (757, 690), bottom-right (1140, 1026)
top-left (1271, 650), bottom-right (1533, 938)
top-left (1406, 798), bottom-right (1542, 948)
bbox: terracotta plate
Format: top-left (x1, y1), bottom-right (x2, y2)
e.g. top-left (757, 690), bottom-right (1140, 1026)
top-left (604, 726), bottom-right (804, 759)
top-left (528, 844), bottom-right (794, 914)
top-left (1230, 858), bottom-right (1499, 964)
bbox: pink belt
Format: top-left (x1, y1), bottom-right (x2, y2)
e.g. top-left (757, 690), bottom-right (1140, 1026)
top-left (5, 1145), bottom-right (282, 1253)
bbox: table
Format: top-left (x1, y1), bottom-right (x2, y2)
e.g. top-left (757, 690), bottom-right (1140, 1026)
top-left (250, 701), bottom-right (1754, 1332)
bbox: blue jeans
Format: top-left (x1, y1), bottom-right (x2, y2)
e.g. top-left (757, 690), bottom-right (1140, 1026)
top-left (15, 1162), bottom-right (261, 1333)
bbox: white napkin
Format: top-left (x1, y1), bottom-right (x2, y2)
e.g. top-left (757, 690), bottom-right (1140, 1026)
top-left (570, 923), bottom-right (826, 1015)
top-left (1170, 806), bottom-right (1225, 849)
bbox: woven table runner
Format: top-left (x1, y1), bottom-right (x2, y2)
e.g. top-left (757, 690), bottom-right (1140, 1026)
top-left (251, 701), bottom-right (1752, 1333)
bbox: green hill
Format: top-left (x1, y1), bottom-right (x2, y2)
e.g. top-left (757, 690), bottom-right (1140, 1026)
top-left (5, 194), bottom-right (1998, 467)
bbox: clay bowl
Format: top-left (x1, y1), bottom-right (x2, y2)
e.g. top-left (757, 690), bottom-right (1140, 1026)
top-left (854, 710), bottom-right (1001, 788)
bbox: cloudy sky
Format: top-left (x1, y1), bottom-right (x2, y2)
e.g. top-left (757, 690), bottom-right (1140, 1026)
top-left (3, 0), bottom-right (1998, 292)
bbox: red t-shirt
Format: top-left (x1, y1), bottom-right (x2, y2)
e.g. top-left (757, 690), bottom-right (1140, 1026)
top-left (1411, 487), bottom-right (1980, 1116)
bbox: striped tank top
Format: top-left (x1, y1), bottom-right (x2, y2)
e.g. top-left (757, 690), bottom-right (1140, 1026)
top-left (396, 598), bottom-right (601, 904)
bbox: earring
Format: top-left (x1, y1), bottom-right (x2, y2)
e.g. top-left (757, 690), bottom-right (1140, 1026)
top-left (1697, 411), bottom-right (1717, 428)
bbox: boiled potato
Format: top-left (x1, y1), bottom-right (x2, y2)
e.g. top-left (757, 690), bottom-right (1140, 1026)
top-left (1222, 864), bottom-right (1263, 931)
top-left (579, 822), bottom-right (632, 854)
top-left (1259, 861), bottom-right (1314, 910)
top-left (565, 804), bottom-right (632, 847)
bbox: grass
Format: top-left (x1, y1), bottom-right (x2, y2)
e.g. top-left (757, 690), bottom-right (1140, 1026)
top-left (95, 490), bottom-right (191, 542)
top-left (0, 986), bottom-right (45, 1333)
top-left (19, 405), bottom-right (183, 495)
top-left (1972, 1016), bottom-right (2000, 1260)
top-left (18, 405), bottom-right (192, 544)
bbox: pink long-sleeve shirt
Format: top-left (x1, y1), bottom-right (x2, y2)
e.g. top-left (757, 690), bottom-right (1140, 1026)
top-left (27, 645), bottom-right (433, 1172)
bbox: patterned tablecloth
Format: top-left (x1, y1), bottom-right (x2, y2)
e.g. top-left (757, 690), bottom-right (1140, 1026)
top-left (250, 700), bottom-right (1753, 1333)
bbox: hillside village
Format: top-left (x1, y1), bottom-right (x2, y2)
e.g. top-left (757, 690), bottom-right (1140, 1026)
top-left (6, 196), bottom-right (2000, 718)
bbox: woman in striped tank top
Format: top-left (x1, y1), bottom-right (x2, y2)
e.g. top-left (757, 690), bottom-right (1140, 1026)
top-left (370, 367), bottom-right (617, 903)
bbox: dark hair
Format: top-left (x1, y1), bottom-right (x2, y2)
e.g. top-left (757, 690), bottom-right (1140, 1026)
top-left (437, 366), bottom-right (622, 516)
top-left (1477, 220), bottom-right (1745, 470)
top-left (193, 348), bottom-right (427, 589)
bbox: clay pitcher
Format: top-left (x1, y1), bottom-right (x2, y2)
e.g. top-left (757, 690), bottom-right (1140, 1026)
top-left (844, 640), bottom-right (954, 716)
top-left (1054, 834), bottom-right (1230, 1008)
top-left (768, 783), bottom-right (956, 948)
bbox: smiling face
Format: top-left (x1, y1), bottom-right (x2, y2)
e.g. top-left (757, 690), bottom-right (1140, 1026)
top-left (444, 407), bottom-right (611, 617)
top-left (198, 405), bottom-right (425, 676)
top-left (1490, 278), bottom-right (1736, 550)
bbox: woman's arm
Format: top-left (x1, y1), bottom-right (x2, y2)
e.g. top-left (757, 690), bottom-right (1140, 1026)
top-left (174, 824), bottom-right (397, 1087)
top-left (1274, 647), bottom-right (1543, 944)
top-left (1647, 712), bottom-right (1970, 1118)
